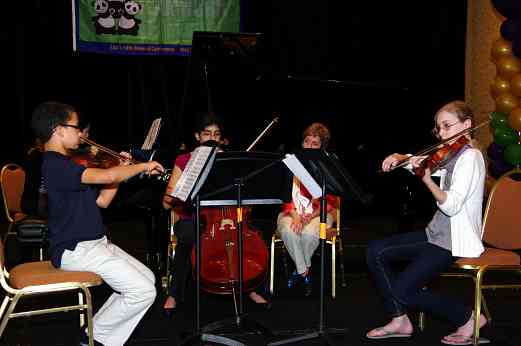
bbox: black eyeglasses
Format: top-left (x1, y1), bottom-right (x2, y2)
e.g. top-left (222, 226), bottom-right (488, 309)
top-left (60, 124), bottom-right (81, 130)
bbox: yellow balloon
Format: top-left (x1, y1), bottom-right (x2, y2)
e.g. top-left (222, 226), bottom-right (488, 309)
top-left (510, 73), bottom-right (521, 97)
top-left (496, 93), bottom-right (520, 114)
top-left (490, 75), bottom-right (511, 98)
top-left (497, 56), bottom-right (521, 79)
top-left (508, 107), bottom-right (521, 132)
top-left (491, 38), bottom-right (513, 62)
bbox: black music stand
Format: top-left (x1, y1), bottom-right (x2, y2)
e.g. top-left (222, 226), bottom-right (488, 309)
top-left (181, 151), bottom-right (292, 346)
top-left (267, 148), bottom-right (363, 346)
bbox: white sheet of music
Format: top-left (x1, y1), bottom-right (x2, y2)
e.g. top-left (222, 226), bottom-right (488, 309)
top-left (171, 146), bottom-right (216, 202)
top-left (282, 154), bottom-right (322, 199)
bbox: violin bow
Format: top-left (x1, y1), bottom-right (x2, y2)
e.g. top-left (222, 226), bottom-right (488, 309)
top-left (245, 114), bottom-right (279, 152)
top-left (386, 119), bottom-right (491, 172)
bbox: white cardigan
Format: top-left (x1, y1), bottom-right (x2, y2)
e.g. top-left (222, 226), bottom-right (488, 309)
top-left (407, 148), bottom-right (486, 258)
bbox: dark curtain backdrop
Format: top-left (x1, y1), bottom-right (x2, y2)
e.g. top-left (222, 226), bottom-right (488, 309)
top-left (1, 1), bottom-right (467, 210)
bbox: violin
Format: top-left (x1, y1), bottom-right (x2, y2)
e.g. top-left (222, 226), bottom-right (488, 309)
top-left (73, 137), bottom-right (171, 180)
top-left (384, 119), bottom-right (490, 176)
top-left (71, 145), bottom-right (121, 169)
top-left (413, 136), bottom-right (469, 177)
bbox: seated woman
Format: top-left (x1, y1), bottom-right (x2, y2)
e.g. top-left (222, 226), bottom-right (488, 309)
top-left (276, 123), bottom-right (337, 296)
top-left (162, 112), bottom-right (270, 315)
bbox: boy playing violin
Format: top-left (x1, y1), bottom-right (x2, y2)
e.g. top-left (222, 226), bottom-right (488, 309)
top-left (31, 101), bottom-right (164, 346)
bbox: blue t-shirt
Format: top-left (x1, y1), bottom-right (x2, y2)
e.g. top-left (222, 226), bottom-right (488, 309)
top-left (42, 151), bottom-right (105, 267)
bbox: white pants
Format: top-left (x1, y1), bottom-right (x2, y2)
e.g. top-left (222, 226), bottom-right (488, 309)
top-left (276, 213), bottom-right (333, 275)
top-left (61, 236), bottom-right (156, 346)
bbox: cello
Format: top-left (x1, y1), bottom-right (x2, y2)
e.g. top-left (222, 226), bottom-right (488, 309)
top-left (192, 116), bottom-right (279, 295)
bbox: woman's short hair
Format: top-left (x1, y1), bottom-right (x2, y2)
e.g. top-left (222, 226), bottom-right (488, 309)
top-left (302, 122), bottom-right (331, 149)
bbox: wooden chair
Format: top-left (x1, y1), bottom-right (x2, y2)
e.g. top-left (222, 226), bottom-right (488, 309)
top-left (0, 163), bottom-right (46, 260)
top-left (269, 196), bottom-right (346, 298)
top-left (418, 169), bottom-right (521, 345)
top-left (0, 238), bottom-right (103, 346)
top-left (0, 164), bottom-right (26, 234)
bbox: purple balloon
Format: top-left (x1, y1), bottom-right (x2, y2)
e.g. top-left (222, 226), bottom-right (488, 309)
top-left (489, 158), bottom-right (514, 179)
top-left (500, 19), bottom-right (521, 41)
top-left (487, 142), bottom-right (504, 161)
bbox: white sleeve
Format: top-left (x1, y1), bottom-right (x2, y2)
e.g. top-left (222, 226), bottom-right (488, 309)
top-left (437, 149), bottom-right (485, 216)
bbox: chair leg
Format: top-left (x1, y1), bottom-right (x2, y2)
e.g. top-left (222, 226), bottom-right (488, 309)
top-left (337, 237), bottom-right (347, 288)
top-left (84, 287), bottom-right (95, 346)
top-left (418, 286), bottom-right (428, 332)
top-left (418, 311), bottom-right (426, 332)
top-left (78, 291), bottom-right (85, 328)
top-left (481, 292), bottom-right (491, 322)
top-left (269, 235), bottom-right (276, 295)
top-left (331, 238), bottom-right (336, 299)
top-left (0, 294), bottom-right (20, 338)
top-left (0, 296), bottom-right (11, 338)
top-left (472, 270), bottom-right (485, 346)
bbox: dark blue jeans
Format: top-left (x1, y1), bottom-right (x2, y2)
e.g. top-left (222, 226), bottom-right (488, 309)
top-left (366, 230), bottom-right (471, 327)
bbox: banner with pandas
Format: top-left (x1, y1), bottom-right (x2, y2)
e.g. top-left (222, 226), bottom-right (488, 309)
top-left (72, 0), bottom-right (241, 56)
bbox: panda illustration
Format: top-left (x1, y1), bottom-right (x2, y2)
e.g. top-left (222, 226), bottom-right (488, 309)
top-left (108, 0), bottom-right (124, 21)
top-left (92, 0), bottom-right (116, 35)
top-left (118, 0), bottom-right (143, 36)
top-left (92, 0), bottom-right (126, 35)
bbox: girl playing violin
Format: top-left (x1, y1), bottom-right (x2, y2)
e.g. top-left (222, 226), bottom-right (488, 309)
top-left (366, 101), bottom-right (487, 345)
top-left (162, 112), bottom-right (270, 315)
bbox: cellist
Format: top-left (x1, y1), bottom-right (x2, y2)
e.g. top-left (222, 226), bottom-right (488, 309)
top-left (162, 112), bottom-right (270, 316)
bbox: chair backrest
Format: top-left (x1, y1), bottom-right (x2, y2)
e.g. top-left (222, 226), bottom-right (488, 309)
top-left (0, 164), bottom-right (25, 223)
top-left (482, 169), bottom-right (521, 249)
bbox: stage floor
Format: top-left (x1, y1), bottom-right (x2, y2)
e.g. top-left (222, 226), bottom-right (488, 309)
top-left (1, 211), bottom-right (520, 346)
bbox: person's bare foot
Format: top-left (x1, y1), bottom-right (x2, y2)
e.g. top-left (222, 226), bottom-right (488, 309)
top-left (442, 312), bottom-right (487, 343)
top-left (163, 295), bottom-right (176, 309)
top-left (248, 291), bottom-right (268, 304)
top-left (366, 314), bottom-right (413, 339)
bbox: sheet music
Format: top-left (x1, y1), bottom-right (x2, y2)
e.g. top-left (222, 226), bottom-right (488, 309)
top-left (171, 146), bottom-right (217, 202)
top-left (142, 118), bottom-right (162, 150)
top-left (282, 154), bottom-right (321, 199)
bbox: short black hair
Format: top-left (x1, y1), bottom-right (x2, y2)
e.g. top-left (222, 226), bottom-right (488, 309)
top-left (78, 111), bottom-right (91, 131)
top-left (194, 111), bottom-right (224, 134)
top-left (31, 101), bottom-right (76, 143)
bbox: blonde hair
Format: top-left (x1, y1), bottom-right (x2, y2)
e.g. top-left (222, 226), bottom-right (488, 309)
top-left (302, 122), bottom-right (331, 149)
top-left (433, 100), bottom-right (481, 150)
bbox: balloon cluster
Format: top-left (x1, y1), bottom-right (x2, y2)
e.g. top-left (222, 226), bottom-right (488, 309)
top-left (488, 0), bottom-right (521, 177)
